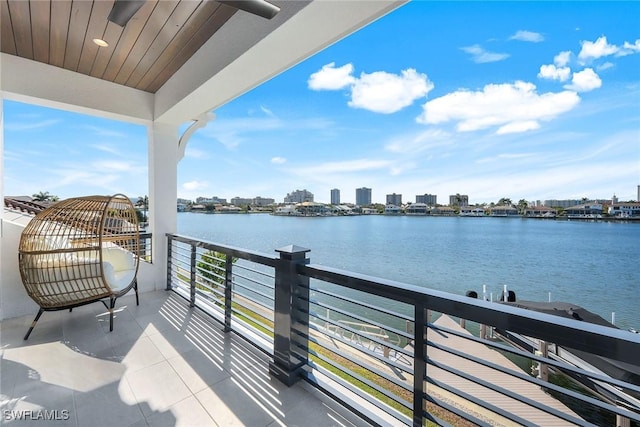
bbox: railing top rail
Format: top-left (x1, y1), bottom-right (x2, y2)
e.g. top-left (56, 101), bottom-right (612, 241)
top-left (301, 262), bottom-right (640, 365)
top-left (167, 233), bottom-right (278, 267)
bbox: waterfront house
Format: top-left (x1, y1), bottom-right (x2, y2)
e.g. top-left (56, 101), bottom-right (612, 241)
top-left (608, 202), bottom-right (640, 218)
top-left (565, 203), bottom-right (603, 218)
top-left (489, 205), bottom-right (519, 217)
top-left (405, 203), bottom-right (429, 215)
top-left (216, 205), bottom-right (242, 213)
top-left (524, 205), bottom-right (557, 218)
top-left (430, 206), bottom-right (456, 216)
top-left (296, 201), bottom-right (329, 216)
top-left (2, 2), bottom-right (639, 426)
top-left (273, 205), bottom-right (300, 216)
top-left (383, 204), bottom-right (402, 215)
top-left (459, 206), bottom-right (485, 216)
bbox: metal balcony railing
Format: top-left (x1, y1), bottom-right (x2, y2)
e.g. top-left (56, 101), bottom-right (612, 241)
top-left (167, 233), bottom-right (640, 427)
top-left (138, 232), bottom-right (152, 262)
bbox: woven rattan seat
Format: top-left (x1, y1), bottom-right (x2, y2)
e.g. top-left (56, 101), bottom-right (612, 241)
top-left (18, 194), bottom-right (140, 339)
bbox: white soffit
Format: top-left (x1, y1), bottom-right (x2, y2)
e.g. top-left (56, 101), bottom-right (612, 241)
top-left (0, 53), bottom-right (154, 124)
top-left (154, 0), bottom-right (407, 125)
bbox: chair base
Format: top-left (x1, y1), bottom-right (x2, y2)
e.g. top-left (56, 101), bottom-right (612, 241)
top-left (23, 281), bottom-right (140, 340)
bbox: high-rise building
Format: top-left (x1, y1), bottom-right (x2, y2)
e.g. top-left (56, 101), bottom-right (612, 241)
top-left (231, 197), bottom-right (252, 206)
top-left (543, 199), bottom-right (581, 208)
top-left (416, 194), bottom-right (437, 206)
top-left (449, 194), bottom-right (469, 207)
top-left (355, 187), bottom-right (372, 206)
top-left (330, 189), bottom-right (340, 205)
top-left (196, 196), bottom-right (227, 204)
top-left (284, 189), bottom-right (314, 203)
top-left (253, 196), bottom-right (275, 206)
top-left (386, 193), bottom-right (402, 206)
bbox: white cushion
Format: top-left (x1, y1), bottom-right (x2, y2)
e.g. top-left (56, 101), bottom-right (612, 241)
top-left (101, 247), bottom-right (136, 291)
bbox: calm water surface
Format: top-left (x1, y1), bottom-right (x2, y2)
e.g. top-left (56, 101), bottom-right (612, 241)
top-left (177, 213), bottom-right (639, 329)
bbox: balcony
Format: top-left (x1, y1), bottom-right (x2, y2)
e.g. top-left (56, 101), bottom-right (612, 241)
top-left (0, 290), bottom-right (366, 427)
top-left (3, 230), bottom-right (638, 426)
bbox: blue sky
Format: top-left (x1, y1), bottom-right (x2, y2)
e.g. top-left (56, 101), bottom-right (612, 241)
top-left (4, 1), bottom-right (640, 204)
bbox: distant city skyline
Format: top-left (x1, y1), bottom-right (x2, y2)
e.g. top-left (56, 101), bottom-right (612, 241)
top-left (3, 2), bottom-right (639, 203)
top-left (184, 186), bottom-right (633, 207)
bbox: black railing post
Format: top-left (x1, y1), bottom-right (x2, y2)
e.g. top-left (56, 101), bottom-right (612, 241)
top-left (224, 254), bottom-right (233, 332)
top-left (166, 235), bottom-right (173, 290)
top-left (413, 300), bottom-right (427, 427)
top-left (270, 244), bottom-right (310, 386)
top-left (189, 245), bottom-right (197, 307)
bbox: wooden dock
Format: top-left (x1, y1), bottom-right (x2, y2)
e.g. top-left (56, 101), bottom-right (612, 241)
top-left (423, 314), bottom-right (584, 426)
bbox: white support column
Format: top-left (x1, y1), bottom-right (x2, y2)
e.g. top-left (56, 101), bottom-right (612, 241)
top-left (146, 121), bottom-right (179, 292)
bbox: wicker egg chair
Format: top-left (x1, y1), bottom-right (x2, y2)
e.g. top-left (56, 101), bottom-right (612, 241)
top-left (18, 194), bottom-right (140, 340)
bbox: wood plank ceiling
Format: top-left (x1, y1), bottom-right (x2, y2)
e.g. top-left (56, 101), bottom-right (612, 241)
top-left (0, 0), bottom-right (238, 93)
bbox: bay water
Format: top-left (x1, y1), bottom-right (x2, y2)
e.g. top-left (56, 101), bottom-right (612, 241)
top-left (177, 213), bottom-right (639, 330)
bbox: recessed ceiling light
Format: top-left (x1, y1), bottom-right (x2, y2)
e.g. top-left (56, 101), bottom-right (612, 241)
top-left (93, 38), bottom-right (109, 47)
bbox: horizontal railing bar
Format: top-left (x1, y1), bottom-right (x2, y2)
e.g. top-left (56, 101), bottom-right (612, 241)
top-left (424, 378), bottom-right (537, 427)
top-left (308, 285), bottom-right (413, 323)
top-left (230, 308), bottom-right (274, 335)
top-left (308, 351), bottom-right (410, 409)
top-left (300, 326), bottom-right (412, 391)
top-left (306, 351), bottom-right (412, 409)
top-left (427, 356), bottom-right (622, 424)
top-left (305, 296), bottom-right (413, 341)
top-left (232, 271), bottom-right (274, 291)
top-left (195, 286), bottom-right (224, 301)
top-left (231, 291), bottom-right (273, 311)
top-left (300, 263), bottom-right (640, 364)
top-left (232, 263), bottom-right (275, 279)
top-left (422, 393), bottom-right (490, 427)
top-left (169, 234), bottom-right (278, 267)
top-left (309, 313), bottom-right (413, 369)
top-left (305, 311), bottom-right (412, 361)
top-left (428, 322), bottom-right (640, 396)
top-left (231, 292), bottom-right (274, 315)
top-left (304, 360), bottom-right (411, 425)
top-left (232, 282), bottom-right (275, 304)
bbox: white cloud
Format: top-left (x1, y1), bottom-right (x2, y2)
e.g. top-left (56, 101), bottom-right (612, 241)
top-left (460, 44), bottom-right (509, 63)
top-left (308, 62), bottom-right (356, 90)
top-left (92, 160), bottom-right (135, 172)
top-left (289, 159), bottom-right (392, 176)
top-left (510, 30), bottom-right (544, 43)
top-left (185, 147), bottom-right (209, 159)
top-left (578, 36), bottom-right (619, 63)
top-left (182, 180), bottom-right (208, 191)
top-left (4, 119), bottom-right (61, 131)
top-left (417, 81), bottom-right (581, 134)
top-left (554, 51), bottom-right (572, 67)
top-left (307, 64), bottom-right (432, 114)
top-left (348, 69), bottom-right (433, 114)
top-left (619, 39), bottom-right (640, 56)
top-left (91, 144), bottom-right (122, 156)
top-left (496, 121), bottom-right (540, 135)
top-left (385, 129), bottom-right (452, 154)
top-left (260, 105), bottom-right (275, 117)
top-left (597, 62), bottom-right (614, 72)
top-left (82, 125), bottom-right (128, 138)
top-left (271, 156), bottom-right (287, 164)
top-left (564, 68), bottom-right (602, 92)
top-left (538, 64), bottom-right (571, 82)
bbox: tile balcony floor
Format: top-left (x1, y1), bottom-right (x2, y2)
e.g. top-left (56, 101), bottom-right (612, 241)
top-left (1, 290), bottom-right (370, 427)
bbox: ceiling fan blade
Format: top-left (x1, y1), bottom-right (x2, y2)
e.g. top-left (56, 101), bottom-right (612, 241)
top-left (218, 0), bottom-right (280, 20)
top-left (108, 0), bottom-right (146, 27)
